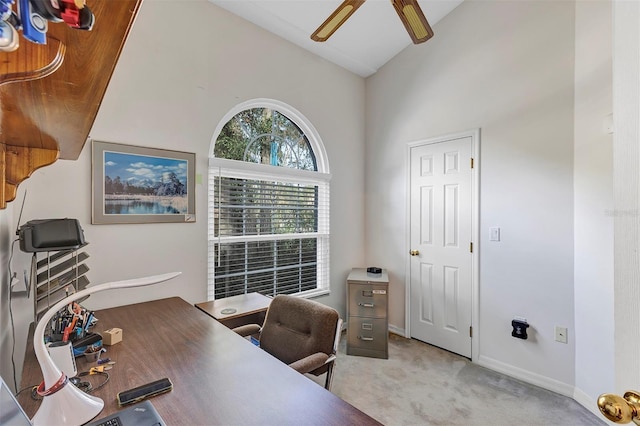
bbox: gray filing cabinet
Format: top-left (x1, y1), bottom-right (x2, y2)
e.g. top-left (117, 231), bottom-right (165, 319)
top-left (346, 268), bottom-right (389, 359)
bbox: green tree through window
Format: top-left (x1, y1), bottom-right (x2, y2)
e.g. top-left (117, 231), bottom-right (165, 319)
top-left (214, 108), bottom-right (316, 170)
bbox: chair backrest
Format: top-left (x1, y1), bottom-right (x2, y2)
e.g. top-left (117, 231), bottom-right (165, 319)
top-left (259, 295), bottom-right (340, 368)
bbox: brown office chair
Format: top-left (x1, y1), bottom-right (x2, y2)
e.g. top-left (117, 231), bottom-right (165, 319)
top-left (233, 294), bottom-right (342, 390)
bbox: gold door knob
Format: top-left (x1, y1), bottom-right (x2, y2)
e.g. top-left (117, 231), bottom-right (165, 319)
top-left (410, 250), bottom-right (420, 256)
top-left (598, 391), bottom-right (640, 424)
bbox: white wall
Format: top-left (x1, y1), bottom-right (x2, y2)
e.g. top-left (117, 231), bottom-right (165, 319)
top-left (365, 1), bottom-right (577, 392)
top-left (573, 0), bottom-right (614, 409)
top-left (3, 0), bottom-right (366, 385)
top-left (0, 209), bottom-right (13, 389)
top-left (0, 202), bottom-right (35, 392)
top-left (612, 0), bottom-right (640, 393)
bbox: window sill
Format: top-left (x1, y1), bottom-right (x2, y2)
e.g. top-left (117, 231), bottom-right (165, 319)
top-left (296, 288), bottom-right (330, 299)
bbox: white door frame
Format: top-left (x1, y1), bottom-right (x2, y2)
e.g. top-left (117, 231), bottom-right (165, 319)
top-left (405, 129), bottom-right (480, 362)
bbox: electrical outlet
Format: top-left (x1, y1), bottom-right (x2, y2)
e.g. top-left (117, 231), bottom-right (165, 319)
top-left (555, 326), bottom-right (568, 344)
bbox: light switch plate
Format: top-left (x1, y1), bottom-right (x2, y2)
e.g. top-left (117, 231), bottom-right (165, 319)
top-left (490, 227), bottom-right (500, 241)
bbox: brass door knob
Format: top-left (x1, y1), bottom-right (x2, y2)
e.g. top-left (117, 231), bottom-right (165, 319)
top-left (410, 250), bottom-right (420, 256)
top-left (598, 391), bottom-right (640, 424)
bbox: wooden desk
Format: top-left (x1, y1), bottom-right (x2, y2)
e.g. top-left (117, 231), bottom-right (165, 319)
top-left (19, 297), bottom-right (380, 425)
top-left (196, 292), bottom-right (271, 329)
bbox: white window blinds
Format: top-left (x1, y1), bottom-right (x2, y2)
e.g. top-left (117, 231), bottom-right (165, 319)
top-left (208, 160), bottom-right (330, 300)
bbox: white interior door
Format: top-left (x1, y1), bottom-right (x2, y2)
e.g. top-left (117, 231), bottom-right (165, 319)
top-left (409, 135), bottom-right (474, 358)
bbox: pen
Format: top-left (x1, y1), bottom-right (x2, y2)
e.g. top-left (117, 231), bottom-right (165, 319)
top-left (84, 312), bottom-right (94, 332)
top-left (62, 316), bottom-right (78, 342)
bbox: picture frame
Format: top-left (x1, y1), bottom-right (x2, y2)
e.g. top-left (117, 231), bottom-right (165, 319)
top-left (92, 141), bottom-right (196, 224)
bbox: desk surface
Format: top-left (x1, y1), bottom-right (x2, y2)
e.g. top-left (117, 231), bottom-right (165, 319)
top-left (196, 292), bottom-right (272, 322)
top-left (19, 297), bottom-right (380, 425)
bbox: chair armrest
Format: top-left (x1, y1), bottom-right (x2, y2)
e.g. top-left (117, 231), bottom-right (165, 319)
top-left (232, 324), bottom-right (261, 337)
top-left (288, 352), bottom-right (330, 374)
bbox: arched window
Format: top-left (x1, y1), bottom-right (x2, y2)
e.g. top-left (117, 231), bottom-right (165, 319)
top-left (208, 99), bottom-right (330, 300)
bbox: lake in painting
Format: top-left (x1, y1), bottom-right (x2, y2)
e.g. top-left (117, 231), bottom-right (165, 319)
top-left (103, 151), bottom-right (189, 215)
top-left (104, 195), bottom-right (187, 214)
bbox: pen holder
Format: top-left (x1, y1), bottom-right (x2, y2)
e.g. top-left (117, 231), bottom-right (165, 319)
top-left (84, 346), bottom-right (103, 362)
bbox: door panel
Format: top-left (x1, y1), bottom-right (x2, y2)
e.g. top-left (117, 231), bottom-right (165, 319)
top-left (420, 186), bottom-right (433, 245)
top-left (410, 136), bottom-right (473, 358)
top-left (419, 262), bottom-right (434, 324)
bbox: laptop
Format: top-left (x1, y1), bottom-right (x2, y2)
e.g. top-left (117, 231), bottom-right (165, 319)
top-left (0, 376), bottom-right (31, 426)
top-left (86, 400), bottom-right (166, 426)
top-left (0, 375), bottom-right (165, 426)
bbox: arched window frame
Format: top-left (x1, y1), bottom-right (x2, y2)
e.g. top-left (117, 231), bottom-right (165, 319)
top-left (208, 99), bottom-right (331, 300)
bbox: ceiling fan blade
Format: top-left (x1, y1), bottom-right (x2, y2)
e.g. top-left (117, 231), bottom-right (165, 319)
top-left (311, 0), bottom-right (366, 42)
top-left (391, 0), bottom-right (434, 44)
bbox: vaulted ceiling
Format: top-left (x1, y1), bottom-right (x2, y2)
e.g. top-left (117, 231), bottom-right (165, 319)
top-left (209, 0), bottom-right (464, 77)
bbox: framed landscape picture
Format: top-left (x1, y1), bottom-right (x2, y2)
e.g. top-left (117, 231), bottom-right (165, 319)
top-left (92, 141), bottom-right (196, 224)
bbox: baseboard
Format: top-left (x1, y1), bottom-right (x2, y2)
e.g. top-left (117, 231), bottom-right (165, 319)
top-left (477, 354), bottom-right (574, 397)
top-left (573, 387), bottom-right (606, 421)
top-left (388, 324), bottom-right (405, 337)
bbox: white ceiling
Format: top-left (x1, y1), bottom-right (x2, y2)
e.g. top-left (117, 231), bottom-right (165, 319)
top-left (208, 0), bottom-right (464, 77)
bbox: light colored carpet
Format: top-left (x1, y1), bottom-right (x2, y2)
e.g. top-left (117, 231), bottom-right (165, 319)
top-left (312, 333), bottom-right (605, 426)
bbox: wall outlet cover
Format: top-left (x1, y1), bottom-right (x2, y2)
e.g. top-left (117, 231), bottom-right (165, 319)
top-left (555, 326), bottom-right (568, 344)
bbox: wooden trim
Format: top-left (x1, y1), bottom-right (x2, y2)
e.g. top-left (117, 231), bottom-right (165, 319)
top-left (2, 145), bottom-right (59, 205)
top-left (0, 0), bottom-right (143, 209)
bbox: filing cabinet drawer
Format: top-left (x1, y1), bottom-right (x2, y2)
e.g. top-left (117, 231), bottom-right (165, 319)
top-left (346, 317), bottom-right (388, 358)
top-left (348, 283), bottom-right (387, 318)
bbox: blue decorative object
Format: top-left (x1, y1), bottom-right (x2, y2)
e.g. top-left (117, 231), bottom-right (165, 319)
top-left (0, 0), bottom-right (96, 51)
top-left (270, 141), bottom-right (278, 166)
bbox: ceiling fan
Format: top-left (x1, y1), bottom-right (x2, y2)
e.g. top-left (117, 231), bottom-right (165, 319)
top-left (311, 0), bottom-right (434, 44)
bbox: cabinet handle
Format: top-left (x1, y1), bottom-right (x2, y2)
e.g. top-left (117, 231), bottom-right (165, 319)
top-left (358, 336), bottom-right (374, 341)
top-left (358, 302), bottom-right (374, 308)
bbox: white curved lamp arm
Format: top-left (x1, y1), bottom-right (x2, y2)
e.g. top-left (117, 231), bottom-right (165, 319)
top-left (31, 272), bottom-right (181, 426)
